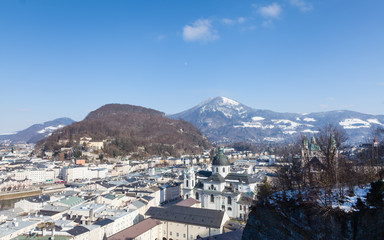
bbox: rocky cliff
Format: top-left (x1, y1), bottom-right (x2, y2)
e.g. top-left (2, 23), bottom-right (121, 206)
top-left (242, 203), bottom-right (384, 240)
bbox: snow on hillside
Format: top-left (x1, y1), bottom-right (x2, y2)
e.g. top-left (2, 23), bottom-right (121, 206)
top-left (37, 124), bottom-right (65, 134)
top-left (283, 131), bottom-right (297, 135)
top-left (303, 117), bottom-right (316, 122)
top-left (263, 137), bottom-right (284, 142)
top-left (269, 185), bottom-right (371, 213)
top-left (301, 129), bottom-right (319, 134)
top-left (169, 96), bottom-right (384, 144)
top-left (367, 118), bottom-right (384, 126)
top-left (221, 96), bottom-right (239, 106)
top-left (272, 119), bottom-right (302, 130)
top-left (234, 122), bottom-right (274, 129)
top-left (252, 116), bottom-right (265, 121)
top-left (199, 97), bottom-right (246, 119)
top-left (339, 118), bottom-right (371, 129)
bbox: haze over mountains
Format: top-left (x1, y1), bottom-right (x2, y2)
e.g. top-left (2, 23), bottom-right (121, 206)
top-left (170, 97), bottom-right (384, 144)
top-left (0, 118), bottom-right (74, 143)
top-left (2, 97), bottom-right (384, 145)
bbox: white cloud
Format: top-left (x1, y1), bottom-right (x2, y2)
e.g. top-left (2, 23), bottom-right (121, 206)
top-left (237, 17), bottom-right (246, 23)
top-left (289, 0), bottom-right (313, 12)
top-left (182, 19), bottom-right (219, 42)
top-left (222, 17), bottom-right (246, 25)
top-left (221, 18), bottom-right (234, 25)
top-left (262, 20), bottom-right (273, 27)
top-left (258, 3), bottom-right (282, 18)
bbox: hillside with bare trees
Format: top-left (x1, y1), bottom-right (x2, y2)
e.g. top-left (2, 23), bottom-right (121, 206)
top-left (37, 104), bottom-right (210, 158)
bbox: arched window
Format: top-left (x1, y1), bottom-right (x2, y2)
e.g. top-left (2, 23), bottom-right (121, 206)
top-left (216, 167), bottom-right (218, 172)
top-left (211, 184), bottom-right (214, 190)
top-left (186, 194), bottom-right (189, 198)
top-left (227, 196), bottom-right (232, 205)
top-left (186, 180), bottom-right (189, 188)
top-left (223, 167), bottom-right (225, 172)
top-left (210, 194), bottom-right (214, 203)
top-left (192, 180), bottom-right (194, 187)
top-left (227, 207), bottom-right (232, 211)
top-left (195, 192), bottom-right (199, 200)
top-left (240, 205), bottom-right (242, 210)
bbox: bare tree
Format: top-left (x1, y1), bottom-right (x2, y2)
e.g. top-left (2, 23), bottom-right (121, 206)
top-left (315, 124), bottom-right (348, 207)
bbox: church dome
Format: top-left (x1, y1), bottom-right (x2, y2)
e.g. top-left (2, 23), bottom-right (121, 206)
top-left (212, 147), bottom-right (230, 166)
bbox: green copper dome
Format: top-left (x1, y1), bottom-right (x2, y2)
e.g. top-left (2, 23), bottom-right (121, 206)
top-left (212, 147), bottom-right (230, 166)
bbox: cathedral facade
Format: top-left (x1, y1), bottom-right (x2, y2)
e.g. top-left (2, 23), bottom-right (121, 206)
top-left (183, 147), bottom-right (256, 219)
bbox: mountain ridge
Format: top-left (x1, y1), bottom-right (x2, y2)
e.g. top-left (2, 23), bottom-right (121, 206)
top-left (0, 117), bottom-right (75, 144)
top-left (169, 97), bottom-right (384, 144)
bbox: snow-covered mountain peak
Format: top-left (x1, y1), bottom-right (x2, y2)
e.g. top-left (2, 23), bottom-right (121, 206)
top-left (170, 97), bottom-right (384, 144)
top-left (217, 96), bottom-right (240, 106)
top-left (200, 97), bottom-right (247, 118)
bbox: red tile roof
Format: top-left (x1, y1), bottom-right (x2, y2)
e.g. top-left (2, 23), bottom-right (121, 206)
top-left (107, 218), bottom-right (162, 240)
top-left (175, 198), bottom-right (200, 207)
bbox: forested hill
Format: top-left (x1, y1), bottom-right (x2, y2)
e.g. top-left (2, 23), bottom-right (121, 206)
top-left (37, 104), bottom-right (210, 158)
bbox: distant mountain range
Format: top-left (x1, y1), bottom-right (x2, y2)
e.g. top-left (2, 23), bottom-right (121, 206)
top-left (3, 97), bottom-right (383, 147)
top-left (0, 118), bottom-right (75, 143)
top-left (170, 97), bottom-right (384, 144)
top-left (37, 104), bottom-right (210, 157)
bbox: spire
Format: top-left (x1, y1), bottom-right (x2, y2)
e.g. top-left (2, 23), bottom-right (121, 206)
top-left (330, 133), bottom-right (336, 149)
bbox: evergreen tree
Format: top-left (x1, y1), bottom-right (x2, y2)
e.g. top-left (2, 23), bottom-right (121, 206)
top-left (366, 180), bottom-right (384, 207)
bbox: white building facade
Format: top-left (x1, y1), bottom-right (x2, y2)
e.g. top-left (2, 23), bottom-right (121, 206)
top-left (183, 147), bottom-right (256, 219)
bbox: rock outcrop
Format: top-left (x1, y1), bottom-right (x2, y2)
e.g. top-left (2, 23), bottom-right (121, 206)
top-left (243, 203), bottom-right (384, 240)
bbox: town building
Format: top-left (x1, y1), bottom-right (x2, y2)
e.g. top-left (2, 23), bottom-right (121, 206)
top-left (183, 147), bottom-right (256, 219)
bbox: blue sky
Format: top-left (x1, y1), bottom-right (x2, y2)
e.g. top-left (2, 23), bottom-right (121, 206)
top-left (1, 0), bottom-right (384, 133)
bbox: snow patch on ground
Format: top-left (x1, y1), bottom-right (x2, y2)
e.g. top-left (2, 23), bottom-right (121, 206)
top-left (269, 185), bottom-right (371, 213)
top-left (234, 122), bottom-right (274, 129)
top-left (339, 118), bottom-right (370, 129)
top-left (283, 131), bottom-right (297, 135)
top-left (37, 125), bottom-right (65, 134)
top-left (272, 119), bottom-right (302, 130)
top-left (252, 116), bottom-right (265, 121)
top-left (303, 117), bottom-right (316, 122)
top-left (367, 119), bottom-right (384, 126)
top-left (301, 129), bottom-right (319, 134)
top-left (263, 137), bottom-right (284, 142)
